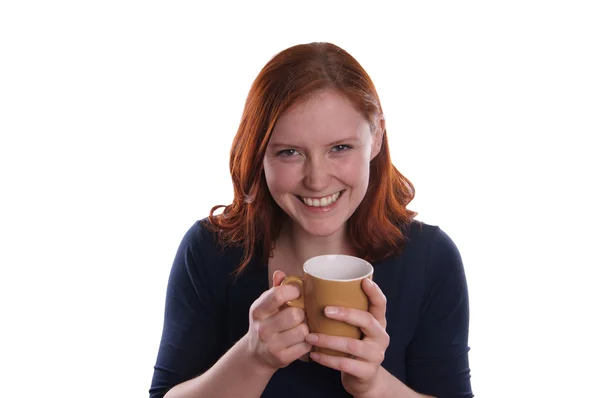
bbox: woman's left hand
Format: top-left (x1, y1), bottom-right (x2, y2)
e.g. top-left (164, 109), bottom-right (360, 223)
top-left (305, 278), bottom-right (390, 398)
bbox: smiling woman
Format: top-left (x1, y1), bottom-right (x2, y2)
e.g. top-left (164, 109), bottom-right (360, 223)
top-left (263, 90), bottom-right (377, 239)
top-left (150, 42), bottom-right (473, 398)
top-left (209, 43), bottom-right (416, 276)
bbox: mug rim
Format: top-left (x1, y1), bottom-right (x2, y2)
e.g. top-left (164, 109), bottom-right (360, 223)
top-left (303, 254), bottom-right (373, 282)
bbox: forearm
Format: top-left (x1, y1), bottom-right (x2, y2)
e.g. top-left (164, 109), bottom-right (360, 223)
top-left (359, 367), bottom-right (434, 398)
top-left (164, 334), bottom-right (275, 398)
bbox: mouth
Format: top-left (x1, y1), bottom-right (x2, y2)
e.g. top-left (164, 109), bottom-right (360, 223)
top-left (295, 190), bottom-right (345, 208)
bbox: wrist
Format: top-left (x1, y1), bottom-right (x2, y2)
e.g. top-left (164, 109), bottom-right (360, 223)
top-left (238, 333), bottom-right (278, 378)
top-left (356, 366), bottom-right (393, 398)
top-left (355, 367), bottom-right (429, 398)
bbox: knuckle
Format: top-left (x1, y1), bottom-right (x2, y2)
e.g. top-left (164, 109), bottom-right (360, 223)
top-left (346, 338), bottom-right (359, 354)
top-left (372, 345), bottom-right (386, 363)
top-left (300, 323), bottom-right (309, 336)
top-left (296, 323), bottom-right (309, 340)
top-left (317, 334), bottom-right (328, 346)
top-left (272, 288), bottom-right (284, 304)
top-left (383, 333), bottom-right (390, 347)
top-left (250, 305), bottom-right (261, 320)
top-left (291, 308), bottom-right (305, 324)
top-left (369, 314), bottom-right (378, 327)
top-left (282, 308), bottom-right (298, 325)
top-left (256, 324), bottom-right (269, 343)
top-left (339, 358), bottom-right (351, 372)
top-left (380, 295), bottom-right (387, 306)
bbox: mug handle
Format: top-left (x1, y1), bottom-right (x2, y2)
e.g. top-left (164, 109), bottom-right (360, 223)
top-left (280, 275), bottom-right (304, 309)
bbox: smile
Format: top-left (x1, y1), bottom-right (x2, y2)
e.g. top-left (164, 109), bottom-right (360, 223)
top-left (297, 190), bottom-right (345, 207)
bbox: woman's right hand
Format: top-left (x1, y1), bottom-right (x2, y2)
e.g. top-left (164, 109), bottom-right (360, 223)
top-left (245, 270), bottom-right (312, 372)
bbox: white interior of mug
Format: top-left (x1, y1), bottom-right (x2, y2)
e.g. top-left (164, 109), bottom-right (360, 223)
top-left (303, 254), bottom-right (373, 281)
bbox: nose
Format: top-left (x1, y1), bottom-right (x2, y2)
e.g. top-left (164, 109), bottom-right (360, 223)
top-left (303, 156), bottom-right (332, 192)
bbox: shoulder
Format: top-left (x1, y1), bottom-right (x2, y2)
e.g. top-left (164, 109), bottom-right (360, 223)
top-left (403, 221), bottom-right (467, 295)
top-left (178, 218), bottom-right (213, 248)
top-left (175, 218), bottom-right (243, 277)
top-left (391, 220), bottom-right (465, 287)
top-left (376, 220), bottom-right (463, 277)
top-left (403, 220), bottom-right (461, 262)
top-left (174, 219), bottom-right (216, 264)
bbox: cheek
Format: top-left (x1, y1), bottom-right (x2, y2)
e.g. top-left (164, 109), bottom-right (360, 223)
top-left (337, 152), bottom-right (371, 185)
top-left (263, 159), bottom-right (300, 194)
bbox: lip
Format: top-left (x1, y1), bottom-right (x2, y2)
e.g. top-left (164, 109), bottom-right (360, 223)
top-left (295, 190), bottom-right (345, 213)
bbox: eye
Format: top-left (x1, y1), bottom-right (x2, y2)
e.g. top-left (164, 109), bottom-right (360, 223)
top-left (277, 149), bottom-right (300, 157)
top-left (331, 144), bottom-right (352, 152)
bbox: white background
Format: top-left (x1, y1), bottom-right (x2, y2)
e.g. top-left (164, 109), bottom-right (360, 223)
top-left (1, 1), bottom-right (599, 397)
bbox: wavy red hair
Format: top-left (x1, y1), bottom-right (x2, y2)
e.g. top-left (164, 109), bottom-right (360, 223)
top-left (209, 42), bottom-right (416, 274)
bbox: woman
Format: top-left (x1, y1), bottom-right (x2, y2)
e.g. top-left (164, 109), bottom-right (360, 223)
top-left (150, 42), bottom-right (473, 398)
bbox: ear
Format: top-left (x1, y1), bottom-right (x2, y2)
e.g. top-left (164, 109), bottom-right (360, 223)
top-left (370, 114), bottom-right (385, 161)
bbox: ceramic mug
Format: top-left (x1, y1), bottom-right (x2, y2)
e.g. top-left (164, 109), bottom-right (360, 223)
top-left (281, 254), bottom-right (374, 357)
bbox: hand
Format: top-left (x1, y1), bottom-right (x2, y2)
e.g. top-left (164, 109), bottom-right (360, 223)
top-left (245, 270), bottom-right (312, 373)
top-left (305, 278), bottom-right (390, 398)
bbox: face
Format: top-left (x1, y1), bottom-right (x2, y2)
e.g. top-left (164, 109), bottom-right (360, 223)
top-left (263, 89), bottom-right (382, 238)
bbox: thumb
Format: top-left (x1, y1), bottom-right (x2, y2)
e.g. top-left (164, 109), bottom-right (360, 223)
top-left (272, 270), bottom-right (287, 287)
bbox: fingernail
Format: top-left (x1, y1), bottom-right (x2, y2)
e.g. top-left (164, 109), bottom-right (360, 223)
top-left (272, 271), bottom-right (281, 283)
top-left (306, 334), bottom-right (318, 343)
top-left (325, 306), bottom-right (339, 315)
top-left (310, 352), bottom-right (320, 360)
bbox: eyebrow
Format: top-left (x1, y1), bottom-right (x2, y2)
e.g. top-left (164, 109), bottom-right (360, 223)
top-left (268, 135), bottom-right (362, 149)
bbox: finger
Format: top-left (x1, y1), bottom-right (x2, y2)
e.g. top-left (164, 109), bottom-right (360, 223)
top-left (279, 341), bottom-right (313, 364)
top-left (273, 271), bottom-right (289, 311)
top-left (271, 322), bottom-right (310, 351)
top-left (251, 284), bottom-right (302, 321)
top-left (272, 270), bottom-right (286, 287)
top-left (257, 306), bottom-right (305, 341)
top-left (362, 278), bottom-right (387, 328)
top-left (305, 333), bottom-right (384, 363)
top-left (309, 352), bottom-right (376, 381)
top-left (323, 306), bottom-right (388, 343)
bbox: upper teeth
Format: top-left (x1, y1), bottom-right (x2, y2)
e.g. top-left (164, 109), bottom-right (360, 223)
top-left (301, 191), bottom-right (342, 207)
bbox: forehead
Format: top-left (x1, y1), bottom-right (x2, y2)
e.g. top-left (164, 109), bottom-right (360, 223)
top-left (271, 90), bottom-right (370, 141)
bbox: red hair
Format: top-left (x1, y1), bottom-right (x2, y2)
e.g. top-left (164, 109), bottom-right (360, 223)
top-left (209, 42), bottom-right (416, 274)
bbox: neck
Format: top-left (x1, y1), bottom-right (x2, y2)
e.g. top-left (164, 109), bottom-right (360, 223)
top-left (277, 219), bottom-right (356, 267)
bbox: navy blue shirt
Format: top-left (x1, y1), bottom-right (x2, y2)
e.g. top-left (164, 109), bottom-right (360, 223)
top-left (150, 219), bottom-right (473, 398)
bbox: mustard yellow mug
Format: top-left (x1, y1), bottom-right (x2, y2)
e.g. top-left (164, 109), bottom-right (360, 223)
top-left (281, 254), bottom-right (374, 357)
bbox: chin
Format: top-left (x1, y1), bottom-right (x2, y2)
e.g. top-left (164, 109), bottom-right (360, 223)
top-left (300, 219), bottom-right (345, 238)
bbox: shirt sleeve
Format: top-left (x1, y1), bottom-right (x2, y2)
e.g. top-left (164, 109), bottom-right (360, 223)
top-left (149, 222), bottom-right (225, 398)
top-left (405, 228), bottom-right (473, 398)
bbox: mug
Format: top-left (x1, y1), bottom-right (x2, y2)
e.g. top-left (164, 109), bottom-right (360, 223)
top-left (281, 254), bottom-right (374, 357)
